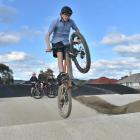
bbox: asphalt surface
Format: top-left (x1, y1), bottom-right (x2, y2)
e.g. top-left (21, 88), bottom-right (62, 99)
top-left (0, 84), bottom-right (140, 140)
top-left (0, 96), bottom-right (140, 140)
top-left (0, 97), bottom-right (99, 127)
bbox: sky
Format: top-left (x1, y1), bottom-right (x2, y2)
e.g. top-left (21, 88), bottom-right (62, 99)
top-left (0, 0), bottom-right (140, 80)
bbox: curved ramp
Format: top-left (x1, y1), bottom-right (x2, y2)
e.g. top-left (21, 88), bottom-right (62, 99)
top-left (0, 97), bottom-right (99, 127)
top-left (0, 112), bottom-right (140, 140)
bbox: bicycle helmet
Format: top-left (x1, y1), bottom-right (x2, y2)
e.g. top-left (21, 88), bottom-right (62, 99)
top-left (32, 72), bottom-right (36, 76)
top-left (60, 6), bottom-right (73, 16)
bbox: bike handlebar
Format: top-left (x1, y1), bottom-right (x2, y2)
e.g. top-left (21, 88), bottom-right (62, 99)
top-left (45, 49), bottom-right (52, 53)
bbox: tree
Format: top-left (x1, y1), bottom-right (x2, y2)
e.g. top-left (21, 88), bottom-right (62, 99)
top-left (120, 75), bottom-right (128, 80)
top-left (45, 68), bottom-right (53, 76)
top-left (38, 68), bottom-right (54, 82)
top-left (0, 63), bottom-right (14, 84)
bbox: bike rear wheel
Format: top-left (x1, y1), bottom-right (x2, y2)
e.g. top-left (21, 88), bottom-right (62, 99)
top-left (31, 86), bottom-right (44, 99)
top-left (57, 83), bottom-right (72, 118)
top-left (70, 32), bottom-right (91, 73)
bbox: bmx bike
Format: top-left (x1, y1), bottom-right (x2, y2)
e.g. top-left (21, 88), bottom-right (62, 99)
top-left (30, 79), bottom-right (58, 99)
top-left (47, 31), bottom-right (91, 118)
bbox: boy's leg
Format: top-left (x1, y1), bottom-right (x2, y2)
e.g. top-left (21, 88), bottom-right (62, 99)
top-left (63, 59), bottom-right (67, 73)
top-left (57, 51), bottom-right (70, 83)
top-left (53, 42), bottom-right (69, 82)
top-left (65, 51), bottom-right (73, 88)
top-left (57, 52), bottom-right (64, 73)
top-left (57, 52), bottom-right (68, 83)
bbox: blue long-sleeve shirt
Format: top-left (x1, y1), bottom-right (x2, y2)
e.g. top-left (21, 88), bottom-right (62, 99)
top-left (48, 18), bottom-right (79, 45)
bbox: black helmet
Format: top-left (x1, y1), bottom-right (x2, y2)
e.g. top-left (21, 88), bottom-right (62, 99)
top-left (60, 6), bottom-right (73, 16)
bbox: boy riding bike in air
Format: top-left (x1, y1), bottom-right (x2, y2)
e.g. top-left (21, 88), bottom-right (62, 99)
top-left (46, 6), bottom-right (80, 83)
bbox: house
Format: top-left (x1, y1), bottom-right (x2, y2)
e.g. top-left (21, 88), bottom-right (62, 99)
top-left (87, 77), bottom-right (118, 84)
top-left (118, 73), bottom-right (140, 89)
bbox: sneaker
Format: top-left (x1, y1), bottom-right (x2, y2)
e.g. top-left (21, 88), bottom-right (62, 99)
top-left (57, 72), bottom-right (69, 84)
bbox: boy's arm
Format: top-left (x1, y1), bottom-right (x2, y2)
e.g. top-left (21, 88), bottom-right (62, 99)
top-left (30, 77), bottom-right (33, 82)
top-left (46, 32), bottom-right (51, 51)
top-left (71, 20), bottom-right (80, 32)
top-left (45, 19), bottom-right (57, 51)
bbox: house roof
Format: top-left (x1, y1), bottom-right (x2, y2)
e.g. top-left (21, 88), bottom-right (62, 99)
top-left (88, 77), bottom-right (118, 84)
top-left (118, 73), bottom-right (140, 83)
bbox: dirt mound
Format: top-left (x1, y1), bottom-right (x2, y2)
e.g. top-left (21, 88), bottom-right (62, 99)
top-left (75, 96), bottom-right (140, 114)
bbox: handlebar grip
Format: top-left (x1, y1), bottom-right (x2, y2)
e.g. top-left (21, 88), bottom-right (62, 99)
top-left (45, 49), bottom-right (52, 52)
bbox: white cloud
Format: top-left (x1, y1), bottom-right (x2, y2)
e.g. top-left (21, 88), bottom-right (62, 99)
top-left (90, 58), bottom-right (140, 79)
top-left (4, 55), bottom-right (140, 80)
top-left (9, 63), bottom-right (39, 80)
top-left (0, 26), bottom-right (43, 46)
top-left (38, 58), bottom-right (140, 80)
top-left (114, 44), bottom-right (140, 57)
top-left (101, 32), bottom-right (140, 58)
top-left (0, 51), bottom-right (28, 62)
top-left (0, 4), bottom-right (17, 23)
top-left (8, 60), bottom-right (47, 80)
top-left (101, 32), bottom-right (140, 46)
top-left (0, 32), bottom-right (21, 46)
top-left (1, 29), bottom-right (139, 80)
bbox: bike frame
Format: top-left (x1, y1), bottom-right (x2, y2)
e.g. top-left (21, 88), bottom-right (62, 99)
top-left (65, 50), bottom-right (73, 87)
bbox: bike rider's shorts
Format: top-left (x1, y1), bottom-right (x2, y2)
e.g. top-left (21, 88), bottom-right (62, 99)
top-left (52, 41), bottom-right (70, 59)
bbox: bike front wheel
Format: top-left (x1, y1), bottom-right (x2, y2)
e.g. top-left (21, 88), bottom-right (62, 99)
top-left (47, 85), bottom-right (57, 98)
top-left (57, 84), bottom-right (72, 119)
top-left (70, 32), bottom-right (91, 73)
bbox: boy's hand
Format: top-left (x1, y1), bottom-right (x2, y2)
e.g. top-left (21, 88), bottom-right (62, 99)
top-left (73, 39), bottom-right (81, 45)
top-left (45, 48), bottom-right (52, 52)
top-left (76, 39), bottom-right (81, 44)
